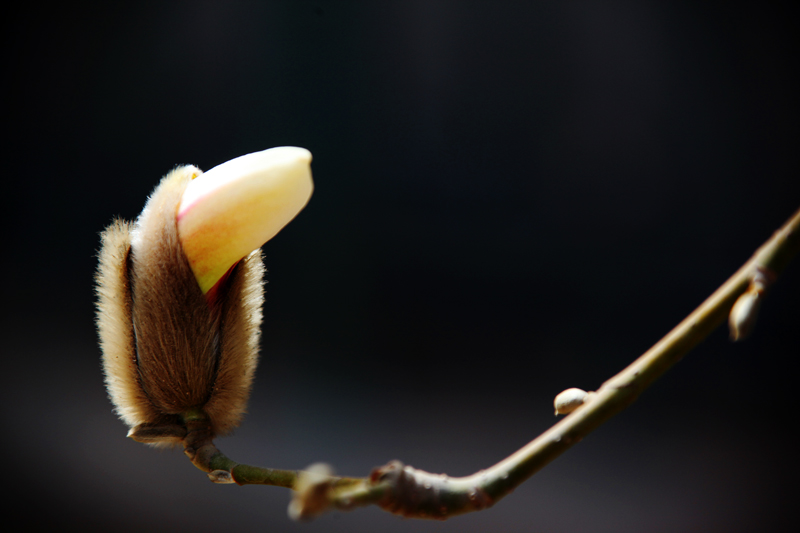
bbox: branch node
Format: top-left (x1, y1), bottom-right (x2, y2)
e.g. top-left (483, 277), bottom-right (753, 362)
top-left (368, 460), bottom-right (495, 519)
top-left (185, 443), bottom-right (218, 472)
top-left (287, 463), bottom-right (335, 521)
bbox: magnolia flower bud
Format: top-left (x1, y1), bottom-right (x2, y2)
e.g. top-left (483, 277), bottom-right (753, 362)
top-left (95, 148), bottom-right (313, 444)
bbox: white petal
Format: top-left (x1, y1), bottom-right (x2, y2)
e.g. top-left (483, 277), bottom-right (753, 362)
top-left (178, 146), bottom-right (313, 293)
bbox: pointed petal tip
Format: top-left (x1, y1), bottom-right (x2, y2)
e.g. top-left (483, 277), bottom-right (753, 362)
top-left (179, 146), bottom-right (313, 217)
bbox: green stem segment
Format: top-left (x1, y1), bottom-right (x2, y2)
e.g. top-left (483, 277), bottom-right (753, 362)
top-left (184, 207), bottom-right (800, 521)
top-left (181, 410), bottom-right (361, 490)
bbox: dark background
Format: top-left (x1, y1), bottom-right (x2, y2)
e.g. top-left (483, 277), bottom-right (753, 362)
top-left (3, 2), bottom-right (798, 531)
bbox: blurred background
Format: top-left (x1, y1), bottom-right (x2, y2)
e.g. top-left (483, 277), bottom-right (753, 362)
top-left (3, 2), bottom-right (798, 531)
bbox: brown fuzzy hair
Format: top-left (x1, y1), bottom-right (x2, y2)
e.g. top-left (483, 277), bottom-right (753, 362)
top-left (95, 166), bottom-right (265, 444)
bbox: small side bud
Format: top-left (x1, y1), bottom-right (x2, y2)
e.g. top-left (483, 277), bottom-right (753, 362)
top-left (208, 470), bottom-right (235, 484)
top-left (729, 290), bottom-right (762, 341)
top-left (288, 463), bottom-right (335, 521)
top-left (554, 388), bottom-right (595, 415)
top-left (728, 266), bottom-right (774, 342)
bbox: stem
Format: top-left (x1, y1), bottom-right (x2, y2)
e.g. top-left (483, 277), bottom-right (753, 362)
top-left (181, 410), bottom-right (362, 490)
top-left (185, 207), bottom-right (800, 521)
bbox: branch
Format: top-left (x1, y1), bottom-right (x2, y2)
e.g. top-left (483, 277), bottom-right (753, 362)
top-left (182, 206), bottom-right (800, 521)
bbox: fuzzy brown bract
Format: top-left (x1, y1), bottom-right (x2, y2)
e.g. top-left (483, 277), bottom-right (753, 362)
top-left (95, 166), bottom-right (265, 445)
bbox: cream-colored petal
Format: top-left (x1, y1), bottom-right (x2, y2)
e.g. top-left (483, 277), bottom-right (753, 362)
top-left (178, 146), bottom-right (314, 293)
